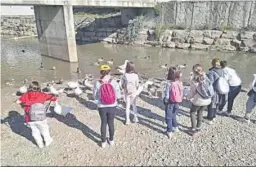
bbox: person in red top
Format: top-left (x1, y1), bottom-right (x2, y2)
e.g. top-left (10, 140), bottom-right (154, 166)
top-left (16, 81), bottom-right (57, 148)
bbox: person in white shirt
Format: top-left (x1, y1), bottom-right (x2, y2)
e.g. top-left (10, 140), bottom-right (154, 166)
top-left (121, 61), bottom-right (139, 125)
top-left (219, 61), bottom-right (242, 116)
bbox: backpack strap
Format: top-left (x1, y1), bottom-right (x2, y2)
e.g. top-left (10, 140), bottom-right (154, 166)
top-left (99, 79), bottom-right (112, 85)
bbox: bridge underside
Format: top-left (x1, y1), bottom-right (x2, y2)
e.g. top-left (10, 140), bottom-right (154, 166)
top-left (34, 5), bottom-right (78, 62)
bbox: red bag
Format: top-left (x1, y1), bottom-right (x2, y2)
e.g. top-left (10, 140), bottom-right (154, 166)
top-left (99, 79), bottom-right (116, 105)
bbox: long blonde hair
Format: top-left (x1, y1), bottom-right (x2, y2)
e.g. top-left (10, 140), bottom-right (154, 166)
top-left (192, 64), bottom-right (205, 83)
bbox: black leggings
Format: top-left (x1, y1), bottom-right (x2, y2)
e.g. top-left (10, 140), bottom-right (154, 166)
top-left (98, 107), bottom-right (116, 142)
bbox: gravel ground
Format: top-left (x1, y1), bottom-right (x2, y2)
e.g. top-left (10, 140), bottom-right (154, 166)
top-left (1, 82), bottom-right (256, 166)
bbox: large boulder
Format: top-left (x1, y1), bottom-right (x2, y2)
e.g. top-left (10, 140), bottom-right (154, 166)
top-left (238, 31), bottom-right (255, 40)
top-left (242, 39), bottom-right (256, 53)
top-left (172, 30), bottom-right (189, 43)
top-left (191, 43), bottom-right (210, 50)
top-left (175, 43), bottom-right (191, 49)
top-left (221, 31), bottom-right (239, 39)
top-left (202, 38), bottom-right (214, 45)
top-left (230, 39), bottom-right (241, 49)
top-left (211, 30), bottom-right (223, 39)
top-left (166, 41), bottom-right (176, 48)
top-left (159, 30), bottom-right (173, 45)
top-left (214, 38), bottom-right (236, 51)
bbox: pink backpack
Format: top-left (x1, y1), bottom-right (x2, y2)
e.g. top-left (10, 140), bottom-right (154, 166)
top-left (170, 81), bottom-right (183, 103)
top-left (99, 79), bottom-right (116, 105)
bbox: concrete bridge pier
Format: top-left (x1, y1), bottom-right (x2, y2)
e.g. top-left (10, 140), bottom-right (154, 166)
top-left (34, 5), bottom-right (78, 62)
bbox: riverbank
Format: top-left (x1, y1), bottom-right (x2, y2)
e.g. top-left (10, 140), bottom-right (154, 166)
top-left (1, 14), bottom-right (256, 53)
top-left (1, 76), bottom-right (256, 166)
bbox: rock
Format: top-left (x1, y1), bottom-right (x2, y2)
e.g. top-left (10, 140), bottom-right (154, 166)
top-left (249, 47), bottom-right (256, 53)
top-left (202, 38), bottom-right (214, 45)
top-left (172, 30), bottom-right (189, 43)
top-left (221, 31), bottom-right (239, 39)
top-left (214, 38), bottom-right (231, 46)
top-left (144, 41), bottom-right (160, 47)
top-left (231, 39), bottom-right (241, 49)
top-left (211, 30), bottom-right (223, 39)
top-left (166, 41), bottom-right (176, 48)
top-left (96, 32), bottom-right (107, 37)
top-left (238, 31), bottom-right (255, 40)
top-left (242, 39), bottom-right (256, 50)
top-left (188, 37), bottom-right (203, 44)
top-left (175, 43), bottom-right (191, 49)
top-left (191, 43), bottom-right (210, 50)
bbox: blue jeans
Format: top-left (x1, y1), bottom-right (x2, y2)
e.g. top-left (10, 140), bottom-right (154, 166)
top-left (165, 103), bottom-right (179, 132)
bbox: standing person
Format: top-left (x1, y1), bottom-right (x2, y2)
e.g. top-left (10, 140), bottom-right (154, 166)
top-left (219, 60), bottom-right (242, 116)
top-left (187, 64), bottom-right (213, 135)
top-left (121, 61), bottom-right (139, 125)
top-left (244, 74), bottom-right (256, 123)
top-left (16, 81), bottom-right (57, 148)
top-left (163, 67), bottom-right (183, 139)
top-left (93, 65), bottom-right (121, 148)
top-left (207, 58), bottom-right (229, 124)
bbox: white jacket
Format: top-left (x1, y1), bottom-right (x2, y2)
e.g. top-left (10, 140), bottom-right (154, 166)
top-left (223, 67), bottom-right (242, 87)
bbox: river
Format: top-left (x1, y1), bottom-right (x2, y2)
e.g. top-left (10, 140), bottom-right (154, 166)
top-left (1, 38), bottom-right (256, 89)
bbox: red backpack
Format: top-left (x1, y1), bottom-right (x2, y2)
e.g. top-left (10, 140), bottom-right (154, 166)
top-left (169, 81), bottom-right (183, 103)
top-left (99, 79), bottom-right (116, 105)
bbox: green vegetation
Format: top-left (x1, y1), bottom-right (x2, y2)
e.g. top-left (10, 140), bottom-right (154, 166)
top-left (155, 24), bottom-right (169, 40)
top-left (221, 25), bottom-right (233, 31)
top-left (154, 3), bottom-right (162, 16)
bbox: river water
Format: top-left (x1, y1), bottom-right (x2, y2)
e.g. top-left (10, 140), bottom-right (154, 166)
top-left (1, 38), bottom-right (256, 89)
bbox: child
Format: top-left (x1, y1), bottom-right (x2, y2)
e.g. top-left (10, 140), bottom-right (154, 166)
top-left (163, 67), bottom-right (183, 139)
top-left (16, 81), bottom-right (57, 148)
top-left (207, 58), bottom-right (227, 124)
top-left (244, 75), bottom-right (256, 123)
top-left (219, 60), bottom-right (242, 116)
top-left (187, 64), bottom-right (212, 135)
top-left (121, 61), bottom-right (139, 125)
top-left (93, 65), bottom-right (121, 148)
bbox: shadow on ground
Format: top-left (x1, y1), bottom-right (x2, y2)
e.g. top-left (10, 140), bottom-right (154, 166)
top-left (1, 111), bottom-right (35, 145)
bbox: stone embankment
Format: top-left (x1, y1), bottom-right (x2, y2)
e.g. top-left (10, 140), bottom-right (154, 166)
top-left (1, 15), bottom-right (256, 53)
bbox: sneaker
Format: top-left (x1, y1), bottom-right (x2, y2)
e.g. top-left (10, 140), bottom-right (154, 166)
top-left (208, 120), bottom-right (214, 125)
top-left (226, 112), bottom-right (232, 117)
top-left (45, 138), bottom-right (53, 147)
top-left (217, 110), bottom-right (225, 114)
top-left (101, 141), bottom-right (107, 148)
top-left (173, 127), bottom-right (179, 132)
top-left (125, 120), bottom-right (131, 125)
top-left (196, 127), bottom-right (201, 131)
top-left (133, 117), bottom-right (139, 123)
top-left (167, 132), bottom-right (173, 139)
top-left (108, 140), bottom-right (114, 146)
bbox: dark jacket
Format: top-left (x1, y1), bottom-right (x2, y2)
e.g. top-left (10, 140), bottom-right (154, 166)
top-left (207, 67), bottom-right (226, 108)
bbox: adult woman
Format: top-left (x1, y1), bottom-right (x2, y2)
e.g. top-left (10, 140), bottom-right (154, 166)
top-left (93, 65), bottom-right (121, 148)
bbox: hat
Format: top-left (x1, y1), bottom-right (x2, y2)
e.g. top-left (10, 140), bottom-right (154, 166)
top-left (100, 64), bottom-right (111, 71)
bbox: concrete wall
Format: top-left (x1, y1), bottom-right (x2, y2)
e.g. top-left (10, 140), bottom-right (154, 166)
top-left (34, 5), bottom-right (78, 62)
top-left (1, 5), bottom-right (34, 15)
top-left (1, 0), bottom-right (163, 7)
top-left (160, 1), bottom-right (256, 30)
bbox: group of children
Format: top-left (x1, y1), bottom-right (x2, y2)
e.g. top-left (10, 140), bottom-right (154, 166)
top-left (16, 59), bottom-right (256, 148)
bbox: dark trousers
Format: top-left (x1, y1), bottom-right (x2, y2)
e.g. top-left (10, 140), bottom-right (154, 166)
top-left (165, 103), bottom-right (179, 132)
top-left (207, 106), bottom-right (217, 120)
top-left (219, 85), bottom-right (241, 112)
top-left (190, 104), bottom-right (206, 129)
top-left (98, 107), bottom-right (116, 142)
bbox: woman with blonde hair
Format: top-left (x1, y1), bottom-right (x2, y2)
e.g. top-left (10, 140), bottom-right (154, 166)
top-left (187, 64), bottom-right (213, 135)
